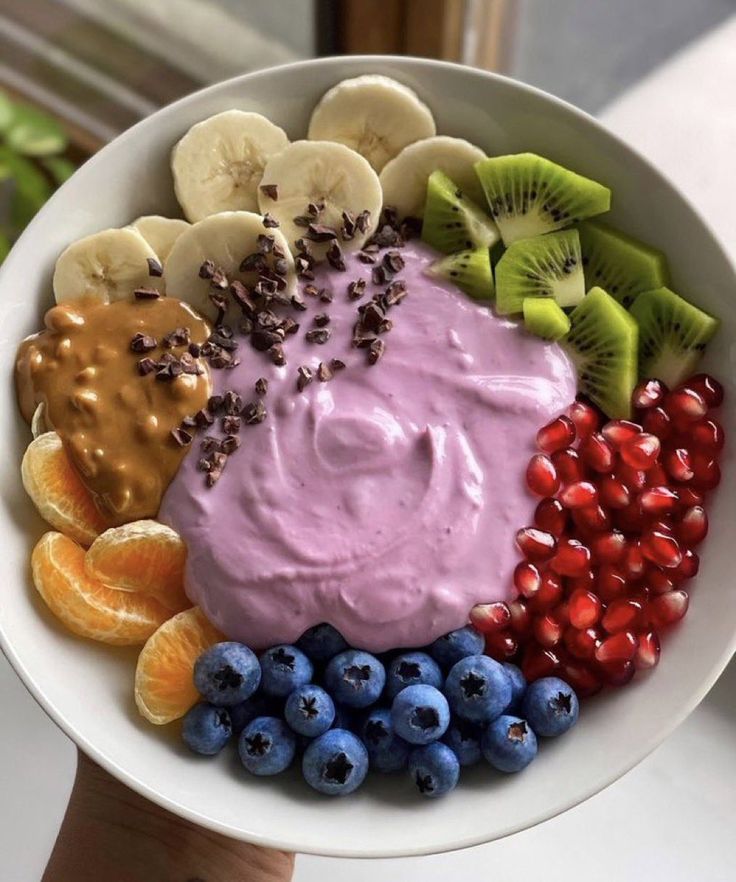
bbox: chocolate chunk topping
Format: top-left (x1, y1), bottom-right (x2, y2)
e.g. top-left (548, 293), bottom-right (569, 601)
top-left (303, 284), bottom-right (318, 298)
top-left (273, 257), bottom-right (289, 277)
top-left (220, 434), bottom-right (241, 454)
top-left (223, 390), bottom-right (243, 415)
top-left (347, 279), bottom-right (366, 300)
top-left (257, 234), bottom-right (275, 254)
top-left (291, 294), bottom-right (307, 311)
top-left (368, 338), bottom-right (385, 364)
top-left (296, 365), bottom-right (313, 391)
top-left (340, 210), bottom-right (356, 241)
top-left (319, 288), bottom-right (334, 303)
top-left (130, 333), bottom-right (157, 353)
top-left (262, 213), bottom-right (279, 228)
top-left (147, 257), bottom-right (163, 278)
top-left (188, 342), bottom-right (202, 358)
top-left (200, 436), bottom-right (221, 454)
top-left (305, 327), bottom-right (331, 345)
top-left (133, 287), bottom-right (161, 299)
top-left (251, 328), bottom-right (283, 351)
top-left (307, 200), bottom-right (325, 217)
top-left (317, 361), bottom-right (333, 382)
top-left (355, 210), bottom-right (371, 233)
top-left (371, 265), bottom-right (387, 286)
top-left (282, 317), bottom-right (300, 336)
top-left (384, 279), bottom-right (408, 306)
top-left (383, 250), bottom-right (405, 274)
top-left (199, 260), bottom-right (216, 279)
top-left (260, 183), bottom-right (278, 200)
top-left (306, 223), bottom-right (338, 242)
top-left (293, 215), bottom-right (312, 228)
top-left (240, 252), bottom-right (266, 273)
top-left (210, 267), bottom-right (229, 290)
top-left (358, 250), bottom-right (377, 264)
top-left (269, 344), bottom-right (286, 366)
top-left (255, 377), bottom-right (268, 396)
top-left (329, 358), bottom-right (346, 372)
top-left (313, 313), bottom-right (331, 327)
top-left (207, 394), bottom-right (224, 413)
top-left (195, 408), bottom-right (215, 428)
top-left (137, 357), bottom-right (157, 375)
top-left (243, 401), bottom-right (267, 425)
top-left (170, 426), bottom-right (193, 447)
top-left (222, 415), bottom-right (241, 434)
top-left (326, 242), bottom-right (346, 271)
top-left (358, 301), bottom-right (385, 333)
top-left (162, 327), bottom-right (191, 348)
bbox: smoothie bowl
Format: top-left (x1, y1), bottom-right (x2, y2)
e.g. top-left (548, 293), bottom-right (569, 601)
top-left (1, 57), bottom-right (734, 857)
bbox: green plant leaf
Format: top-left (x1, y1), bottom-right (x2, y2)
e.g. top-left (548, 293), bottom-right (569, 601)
top-left (0, 145), bottom-right (51, 233)
top-left (0, 92), bottom-right (14, 133)
top-left (0, 231), bottom-right (10, 263)
top-left (5, 105), bottom-right (68, 157)
top-left (41, 155), bottom-right (76, 185)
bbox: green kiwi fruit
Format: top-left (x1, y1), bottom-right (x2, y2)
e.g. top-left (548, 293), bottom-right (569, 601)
top-left (422, 170), bottom-right (500, 254)
top-left (494, 229), bottom-right (585, 315)
top-left (523, 298), bottom-right (571, 341)
top-left (475, 153), bottom-right (611, 245)
top-left (630, 287), bottom-right (719, 387)
top-left (564, 286), bottom-right (638, 419)
top-left (578, 219), bottom-right (670, 308)
top-left (426, 247), bottom-right (494, 300)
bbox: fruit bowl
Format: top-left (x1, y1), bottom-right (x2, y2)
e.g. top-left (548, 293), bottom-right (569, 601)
top-left (0, 56), bottom-right (734, 858)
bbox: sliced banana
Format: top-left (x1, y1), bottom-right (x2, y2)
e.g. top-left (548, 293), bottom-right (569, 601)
top-left (172, 110), bottom-right (289, 222)
top-left (379, 136), bottom-right (487, 220)
top-left (308, 75), bottom-right (436, 173)
top-left (257, 140), bottom-right (382, 251)
top-left (165, 211), bottom-right (295, 321)
top-left (53, 227), bottom-right (164, 304)
top-left (131, 215), bottom-right (190, 263)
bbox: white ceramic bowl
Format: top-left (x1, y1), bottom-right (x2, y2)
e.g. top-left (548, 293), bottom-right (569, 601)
top-left (0, 56), bottom-right (734, 858)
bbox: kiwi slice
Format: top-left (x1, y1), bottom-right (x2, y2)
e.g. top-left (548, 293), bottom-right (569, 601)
top-left (494, 229), bottom-right (585, 315)
top-left (422, 170), bottom-right (500, 254)
top-left (630, 287), bottom-right (719, 387)
top-left (523, 298), bottom-right (571, 341)
top-left (426, 247), bottom-right (494, 300)
top-left (475, 153), bottom-right (611, 245)
top-left (578, 219), bottom-right (670, 308)
top-left (564, 286), bottom-right (638, 419)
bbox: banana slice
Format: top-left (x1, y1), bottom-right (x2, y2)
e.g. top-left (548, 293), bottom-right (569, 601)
top-left (257, 140), bottom-right (382, 251)
top-left (53, 227), bottom-right (164, 304)
top-left (165, 211), bottom-right (295, 321)
top-left (131, 215), bottom-right (190, 263)
top-left (172, 110), bottom-right (289, 222)
top-left (31, 402), bottom-right (46, 438)
top-left (308, 75), bottom-right (436, 173)
top-left (379, 136), bottom-right (487, 220)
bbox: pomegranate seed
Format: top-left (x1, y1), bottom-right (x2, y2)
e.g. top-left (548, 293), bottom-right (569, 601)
top-left (676, 505), bottom-right (708, 546)
top-left (537, 415), bottom-right (576, 454)
top-left (559, 480), bottom-right (598, 509)
top-left (567, 569), bottom-right (595, 592)
top-left (526, 454), bottom-right (560, 496)
top-left (552, 447), bottom-right (585, 483)
top-left (671, 549), bottom-right (699, 582)
top-left (513, 561), bottom-right (541, 598)
top-left (650, 517), bottom-right (674, 535)
top-left (484, 631), bottom-right (518, 660)
top-left (690, 453), bottom-right (721, 490)
top-left (595, 630), bottom-right (638, 663)
top-left (580, 433), bottom-right (615, 473)
top-left (591, 531), bottom-right (626, 564)
top-left (470, 601), bottom-right (511, 633)
top-left (639, 486), bottom-right (679, 515)
top-left (622, 541), bottom-right (646, 580)
top-left (508, 598), bottom-right (531, 635)
top-left (564, 626), bottom-right (602, 660)
top-left (568, 399), bottom-right (600, 440)
top-left (650, 589), bottom-right (689, 627)
top-left (641, 530), bottom-right (682, 568)
top-left (521, 646), bottom-right (561, 681)
top-left (634, 630), bottom-right (661, 670)
top-left (568, 589), bottom-right (602, 629)
top-left (664, 447), bottom-right (694, 482)
top-left (620, 433), bottom-right (661, 470)
top-left (616, 463), bottom-right (647, 491)
top-left (596, 564), bottom-right (628, 601)
top-left (533, 613), bottom-right (563, 648)
top-left (685, 373), bottom-right (723, 408)
top-left (645, 463), bottom-right (669, 487)
top-left (602, 598), bottom-right (645, 633)
top-left (615, 501), bottom-right (646, 534)
top-left (599, 475), bottom-right (631, 509)
top-left (561, 660), bottom-right (602, 697)
top-left (642, 405), bottom-right (672, 439)
top-left (550, 539), bottom-right (591, 577)
top-left (553, 601), bottom-right (570, 627)
top-left (678, 487), bottom-right (704, 507)
top-left (602, 419), bottom-right (641, 448)
top-left (534, 497), bottom-right (568, 536)
top-left (598, 658), bottom-right (636, 687)
top-left (665, 387), bottom-right (707, 422)
top-left (516, 527), bottom-right (557, 561)
top-left (632, 378), bottom-right (667, 409)
top-left (688, 418), bottom-right (724, 453)
top-left (647, 566), bottom-right (674, 595)
top-left (572, 504), bottom-right (611, 534)
top-left (529, 570), bottom-right (563, 610)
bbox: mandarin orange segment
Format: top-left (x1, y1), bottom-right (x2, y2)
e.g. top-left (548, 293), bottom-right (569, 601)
top-left (31, 531), bottom-right (172, 645)
top-left (22, 432), bottom-right (107, 546)
top-left (85, 519), bottom-right (188, 611)
top-left (135, 606), bottom-right (224, 725)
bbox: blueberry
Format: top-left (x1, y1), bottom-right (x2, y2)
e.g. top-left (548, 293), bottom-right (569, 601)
top-left (181, 702), bottom-right (232, 756)
top-left (429, 625), bottom-right (485, 670)
top-left (193, 642), bottom-right (261, 706)
top-left (385, 651), bottom-right (443, 700)
top-left (408, 742), bottom-right (460, 798)
top-left (391, 684), bottom-right (450, 745)
top-left (302, 729), bottom-right (369, 796)
top-left (442, 718), bottom-right (482, 767)
top-left (228, 693), bottom-right (281, 735)
top-left (259, 644), bottom-right (313, 698)
top-left (482, 715), bottom-right (538, 773)
top-left (502, 662), bottom-right (527, 714)
top-left (324, 650), bottom-right (386, 708)
top-left (359, 707), bottom-right (410, 772)
top-left (444, 655), bottom-right (511, 724)
top-left (238, 716), bottom-right (296, 776)
top-left (521, 677), bottom-right (579, 737)
top-left (296, 623), bottom-right (348, 662)
top-left (284, 684), bottom-right (335, 738)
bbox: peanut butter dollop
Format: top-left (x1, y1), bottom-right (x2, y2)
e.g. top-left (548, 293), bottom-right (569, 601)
top-left (16, 297), bottom-right (211, 525)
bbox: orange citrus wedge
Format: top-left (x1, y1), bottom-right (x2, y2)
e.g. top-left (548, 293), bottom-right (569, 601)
top-left (31, 531), bottom-right (171, 645)
top-left (85, 520), bottom-right (188, 611)
top-left (135, 606), bottom-right (224, 725)
top-left (22, 432), bottom-right (107, 546)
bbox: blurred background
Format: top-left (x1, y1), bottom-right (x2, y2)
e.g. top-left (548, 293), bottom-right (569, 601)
top-left (0, 0), bottom-right (734, 258)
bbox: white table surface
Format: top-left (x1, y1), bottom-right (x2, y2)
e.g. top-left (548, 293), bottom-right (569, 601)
top-left (2, 16), bottom-right (735, 881)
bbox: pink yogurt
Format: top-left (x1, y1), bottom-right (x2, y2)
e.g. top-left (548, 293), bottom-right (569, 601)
top-left (159, 242), bottom-right (576, 651)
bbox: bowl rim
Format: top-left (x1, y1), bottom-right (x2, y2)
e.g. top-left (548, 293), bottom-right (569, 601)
top-left (1, 54), bottom-right (735, 858)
